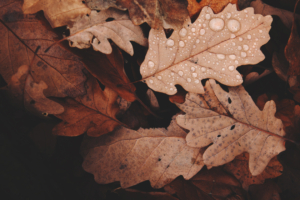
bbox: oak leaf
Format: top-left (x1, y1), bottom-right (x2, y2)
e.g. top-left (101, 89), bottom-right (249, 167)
top-left (140, 4), bottom-right (272, 95)
top-left (115, 0), bottom-right (189, 29)
top-left (0, 0), bottom-right (87, 99)
top-left (68, 8), bottom-right (147, 55)
top-left (6, 65), bottom-right (64, 115)
top-left (52, 75), bottom-right (122, 137)
top-left (176, 79), bottom-right (286, 176)
top-left (22, 0), bottom-right (91, 28)
top-left (81, 119), bottom-right (205, 188)
top-left (85, 0), bottom-right (125, 10)
top-left (224, 152), bottom-right (283, 190)
top-left (164, 167), bottom-right (245, 200)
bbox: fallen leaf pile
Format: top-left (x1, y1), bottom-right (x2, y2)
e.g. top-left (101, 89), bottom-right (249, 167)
top-left (1, 0), bottom-right (300, 199)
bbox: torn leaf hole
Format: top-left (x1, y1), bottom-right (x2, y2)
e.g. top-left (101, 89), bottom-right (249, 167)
top-left (217, 134), bottom-right (221, 137)
top-left (230, 125), bottom-right (235, 130)
top-left (228, 97), bottom-right (232, 104)
top-left (106, 17), bottom-right (115, 22)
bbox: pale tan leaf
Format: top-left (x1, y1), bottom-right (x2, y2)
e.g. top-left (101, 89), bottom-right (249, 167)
top-left (22, 0), bottom-right (91, 28)
top-left (68, 8), bottom-right (148, 55)
top-left (81, 119), bottom-right (204, 188)
top-left (140, 4), bottom-right (272, 95)
top-left (176, 79), bottom-right (286, 176)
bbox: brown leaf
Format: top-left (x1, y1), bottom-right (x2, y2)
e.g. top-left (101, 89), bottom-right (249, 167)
top-left (53, 76), bottom-right (122, 137)
top-left (7, 65), bottom-right (64, 115)
top-left (248, 180), bottom-right (281, 200)
top-left (141, 4), bottom-right (272, 95)
top-left (85, 0), bottom-right (125, 10)
top-left (22, 0), bottom-right (91, 28)
top-left (68, 8), bottom-right (147, 55)
top-left (187, 0), bottom-right (238, 19)
top-left (224, 152), bottom-right (283, 190)
top-left (0, 0), bottom-right (87, 99)
top-left (176, 79), bottom-right (286, 176)
top-left (115, 0), bottom-right (189, 29)
top-left (165, 167), bottom-right (245, 200)
top-left (285, 0), bottom-right (300, 76)
top-left (81, 119), bottom-right (204, 188)
top-left (81, 45), bottom-right (136, 102)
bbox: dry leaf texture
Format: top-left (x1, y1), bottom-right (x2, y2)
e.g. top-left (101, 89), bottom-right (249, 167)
top-left (22, 0), bottom-right (91, 27)
top-left (176, 79), bottom-right (286, 176)
top-left (53, 76), bottom-right (121, 137)
top-left (68, 8), bottom-right (147, 55)
top-left (82, 120), bottom-right (204, 188)
top-left (140, 4), bottom-right (272, 95)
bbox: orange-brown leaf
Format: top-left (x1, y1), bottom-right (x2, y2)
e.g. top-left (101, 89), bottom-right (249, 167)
top-left (53, 76), bottom-right (122, 137)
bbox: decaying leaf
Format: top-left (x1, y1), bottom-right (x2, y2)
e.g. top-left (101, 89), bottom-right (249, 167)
top-left (22, 0), bottom-right (91, 27)
top-left (53, 75), bottom-right (122, 137)
top-left (0, 0), bottom-right (87, 99)
top-left (115, 189), bottom-right (178, 200)
top-left (224, 152), bottom-right (283, 190)
top-left (85, 0), bottom-right (125, 10)
top-left (68, 8), bottom-right (147, 55)
top-left (285, 0), bottom-right (300, 76)
top-left (176, 79), bottom-right (286, 176)
top-left (164, 167), bottom-right (245, 200)
top-left (81, 45), bottom-right (136, 102)
top-left (81, 119), bottom-right (204, 188)
top-left (187, 0), bottom-right (238, 18)
top-left (248, 180), bottom-right (281, 200)
top-left (140, 4), bottom-right (272, 95)
top-left (116, 0), bottom-right (189, 29)
top-left (7, 65), bottom-right (64, 115)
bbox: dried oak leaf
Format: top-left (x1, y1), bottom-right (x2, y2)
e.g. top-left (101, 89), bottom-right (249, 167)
top-left (7, 65), bottom-right (64, 115)
top-left (248, 180), bottom-right (281, 200)
top-left (115, 0), bottom-right (189, 29)
top-left (85, 0), bottom-right (125, 10)
top-left (114, 189), bottom-right (178, 200)
top-left (140, 4), bottom-right (272, 95)
top-left (164, 167), bottom-right (245, 200)
top-left (187, 0), bottom-right (238, 19)
top-left (81, 45), bottom-right (136, 102)
top-left (0, 0), bottom-right (86, 99)
top-left (81, 119), bottom-right (205, 188)
top-left (224, 152), bottom-right (283, 190)
top-left (22, 0), bottom-right (91, 28)
top-left (285, 0), bottom-right (300, 76)
top-left (53, 75), bottom-right (122, 137)
top-left (68, 8), bottom-right (147, 56)
top-left (176, 79), bottom-right (286, 176)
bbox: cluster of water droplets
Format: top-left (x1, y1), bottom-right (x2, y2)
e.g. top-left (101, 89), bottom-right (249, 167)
top-left (141, 3), bottom-right (272, 95)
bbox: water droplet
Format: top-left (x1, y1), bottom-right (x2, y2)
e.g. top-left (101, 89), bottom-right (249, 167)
top-left (171, 72), bottom-right (174, 76)
top-left (196, 39), bottom-right (200, 43)
top-left (193, 45), bottom-right (196, 48)
top-left (179, 41), bottom-right (185, 47)
top-left (203, 40), bottom-right (206, 43)
top-left (241, 52), bottom-right (247, 57)
top-left (227, 19), bottom-right (241, 32)
top-left (232, 42), bottom-right (236, 46)
top-left (153, 41), bottom-right (155, 44)
top-left (149, 79), bottom-right (153, 83)
top-left (209, 18), bottom-right (225, 31)
top-left (191, 67), bottom-right (195, 71)
top-left (227, 13), bottom-right (231, 18)
top-left (229, 55), bottom-right (236, 59)
top-left (201, 67), bottom-right (206, 72)
top-left (228, 66), bottom-right (234, 71)
top-left (205, 14), bottom-right (211, 20)
top-left (188, 36), bottom-right (191, 39)
top-left (239, 37), bottom-right (243, 41)
top-left (148, 61), bottom-right (154, 68)
top-left (200, 29), bottom-right (205, 35)
top-left (191, 28), bottom-right (196, 32)
top-left (178, 71), bottom-right (183, 76)
top-left (195, 79), bottom-right (199, 83)
top-left (235, 60), bottom-right (239, 64)
top-left (166, 39), bottom-right (174, 47)
top-left (217, 54), bottom-right (225, 59)
top-left (238, 46), bottom-right (242, 50)
top-left (157, 76), bottom-right (162, 79)
top-left (243, 45), bottom-right (249, 51)
top-left (187, 78), bottom-right (191, 82)
top-left (222, 68), bottom-right (225, 71)
top-left (179, 28), bottom-right (187, 37)
top-left (247, 34), bottom-right (251, 39)
top-left (244, 9), bottom-right (248, 13)
top-left (230, 34), bottom-right (236, 38)
top-left (192, 73), bottom-right (197, 77)
top-left (236, 75), bottom-right (241, 79)
top-left (259, 30), bottom-right (262, 33)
